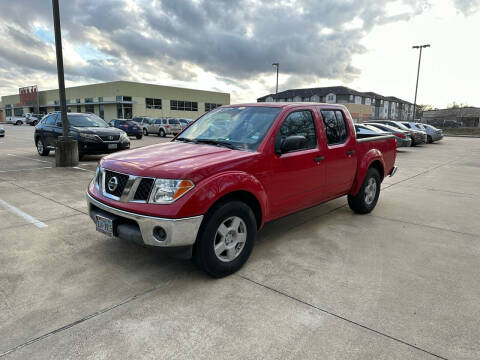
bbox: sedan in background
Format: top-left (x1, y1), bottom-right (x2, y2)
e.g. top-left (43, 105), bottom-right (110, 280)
top-left (354, 124), bottom-right (389, 138)
top-left (178, 118), bottom-right (193, 130)
top-left (415, 123), bottom-right (443, 143)
top-left (35, 112), bottom-right (130, 160)
top-left (369, 120), bottom-right (426, 146)
top-left (365, 122), bottom-right (412, 147)
top-left (109, 119), bottom-right (143, 139)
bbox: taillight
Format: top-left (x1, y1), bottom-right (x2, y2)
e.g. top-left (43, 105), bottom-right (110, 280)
top-left (396, 133), bottom-right (405, 138)
top-left (166, 125), bottom-right (169, 128)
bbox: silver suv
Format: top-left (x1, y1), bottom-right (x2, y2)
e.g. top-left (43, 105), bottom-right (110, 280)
top-left (148, 118), bottom-right (182, 137)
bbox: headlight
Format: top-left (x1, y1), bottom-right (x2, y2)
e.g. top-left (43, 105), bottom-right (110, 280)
top-left (149, 179), bottom-right (194, 204)
top-left (94, 166), bottom-right (101, 190)
top-left (120, 132), bottom-right (129, 142)
top-left (80, 133), bottom-right (99, 141)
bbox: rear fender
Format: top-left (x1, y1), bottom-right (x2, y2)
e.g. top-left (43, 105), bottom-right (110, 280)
top-left (349, 149), bottom-right (385, 196)
top-left (180, 171), bottom-right (268, 228)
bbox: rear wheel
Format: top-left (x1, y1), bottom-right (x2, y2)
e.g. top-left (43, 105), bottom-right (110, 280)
top-left (348, 168), bottom-right (381, 214)
top-left (143, 128), bottom-right (148, 136)
top-left (31, 120), bottom-right (38, 126)
top-left (193, 201), bottom-right (256, 278)
top-left (36, 138), bottom-right (50, 156)
top-left (136, 134), bottom-right (143, 140)
top-left (159, 129), bottom-right (166, 137)
top-left (427, 135), bottom-right (433, 143)
top-left (16, 120), bottom-right (22, 125)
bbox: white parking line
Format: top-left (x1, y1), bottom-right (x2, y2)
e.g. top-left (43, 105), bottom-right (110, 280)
top-left (73, 166), bottom-right (94, 172)
top-left (0, 199), bottom-right (48, 228)
top-left (0, 167), bottom-right (53, 173)
top-left (7, 153), bottom-right (52, 163)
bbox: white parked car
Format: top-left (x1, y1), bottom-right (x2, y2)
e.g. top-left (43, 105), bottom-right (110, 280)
top-left (6, 113), bottom-right (40, 125)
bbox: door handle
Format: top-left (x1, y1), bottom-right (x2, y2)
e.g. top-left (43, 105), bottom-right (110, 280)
top-left (346, 150), bottom-right (356, 156)
top-left (314, 155), bottom-right (325, 163)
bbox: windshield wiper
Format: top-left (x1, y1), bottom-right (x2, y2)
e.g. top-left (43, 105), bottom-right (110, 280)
top-left (194, 138), bottom-right (238, 150)
top-left (176, 137), bottom-right (194, 142)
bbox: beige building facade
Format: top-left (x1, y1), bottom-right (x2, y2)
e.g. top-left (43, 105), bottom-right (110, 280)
top-left (1, 81), bottom-right (230, 121)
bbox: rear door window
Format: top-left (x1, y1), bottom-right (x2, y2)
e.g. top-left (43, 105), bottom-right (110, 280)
top-left (321, 110), bottom-right (348, 145)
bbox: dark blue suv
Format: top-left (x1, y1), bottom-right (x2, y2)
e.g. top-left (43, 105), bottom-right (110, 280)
top-left (109, 119), bottom-right (143, 139)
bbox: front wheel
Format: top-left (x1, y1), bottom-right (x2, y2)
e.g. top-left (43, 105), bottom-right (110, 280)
top-left (36, 138), bottom-right (50, 156)
top-left (136, 134), bottom-right (143, 140)
top-left (348, 168), bottom-right (381, 214)
top-left (159, 129), bottom-right (166, 137)
top-left (16, 120), bottom-right (22, 125)
top-left (193, 201), bottom-right (257, 278)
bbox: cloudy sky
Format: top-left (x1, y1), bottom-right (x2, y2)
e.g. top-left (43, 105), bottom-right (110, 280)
top-left (0, 0), bottom-right (479, 108)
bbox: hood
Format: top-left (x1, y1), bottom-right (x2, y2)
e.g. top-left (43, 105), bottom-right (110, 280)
top-left (101, 141), bottom-right (258, 182)
top-left (71, 126), bottom-right (124, 135)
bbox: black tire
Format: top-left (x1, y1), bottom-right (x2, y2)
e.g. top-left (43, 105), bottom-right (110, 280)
top-left (427, 135), bottom-right (433, 143)
top-left (31, 120), bottom-right (38, 126)
top-left (348, 168), bottom-right (381, 214)
top-left (36, 138), bottom-right (50, 156)
top-left (16, 120), bottom-right (22, 126)
top-left (136, 134), bottom-right (143, 140)
top-left (159, 129), bottom-right (166, 137)
top-left (193, 201), bottom-right (257, 278)
top-left (143, 128), bottom-right (148, 136)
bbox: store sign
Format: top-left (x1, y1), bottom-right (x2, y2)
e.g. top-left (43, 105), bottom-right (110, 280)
top-left (19, 85), bottom-right (38, 106)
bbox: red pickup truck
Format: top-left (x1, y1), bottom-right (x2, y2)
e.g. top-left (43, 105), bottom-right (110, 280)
top-left (87, 103), bottom-right (397, 277)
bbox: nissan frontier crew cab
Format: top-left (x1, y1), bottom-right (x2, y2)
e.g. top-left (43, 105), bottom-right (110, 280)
top-left (87, 103), bottom-right (398, 277)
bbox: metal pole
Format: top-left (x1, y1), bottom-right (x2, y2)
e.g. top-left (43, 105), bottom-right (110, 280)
top-left (412, 48), bottom-right (422, 121)
top-left (276, 65), bottom-right (279, 94)
top-left (272, 63), bottom-right (279, 95)
top-left (52, 0), bottom-right (69, 137)
top-left (412, 44), bottom-right (430, 121)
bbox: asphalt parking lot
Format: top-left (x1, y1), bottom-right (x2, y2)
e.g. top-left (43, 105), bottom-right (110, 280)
top-left (1, 124), bottom-right (479, 359)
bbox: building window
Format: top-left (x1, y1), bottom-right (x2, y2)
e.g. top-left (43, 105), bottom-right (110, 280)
top-left (170, 100), bottom-right (198, 111)
top-left (5, 105), bottom-right (12, 117)
top-left (146, 98), bottom-right (162, 109)
top-left (311, 95), bottom-right (320, 102)
top-left (99, 104), bottom-right (105, 119)
top-left (77, 105), bottom-right (82, 112)
top-left (327, 95), bottom-right (335, 102)
top-left (76, 98), bottom-right (81, 103)
top-left (349, 95), bottom-right (354, 101)
top-left (355, 96), bottom-right (362, 104)
top-left (116, 95), bottom-right (132, 102)
top-left (205, 103), bottom-right (222, 112)
top-left (365, 98), bottom-right (371, 106)
top-left (117, 103), bottom-right (132, 119)
top-left (14, 107), bottom-right (24, 116)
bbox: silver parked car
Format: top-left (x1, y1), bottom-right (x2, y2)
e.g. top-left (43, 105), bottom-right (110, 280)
top-left (415, 123), bottom-right (443, 143)
top-left (146, 118), bottom-right (182, 137)
top-left (178, 118), bottom-right (193, 130)
top-left (369, 120), bottom-right (426, 146)
top-left (365, 122), bottom-right (412, 147)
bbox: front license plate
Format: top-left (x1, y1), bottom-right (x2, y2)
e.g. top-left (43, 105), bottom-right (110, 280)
top-left (108, 143), bottom-right (118, 149)
top-left (96, 215), bottom-right (113, 236)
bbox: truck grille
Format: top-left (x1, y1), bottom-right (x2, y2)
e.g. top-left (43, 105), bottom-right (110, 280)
top-left (134, 178), bottom-right (154, 201)
top-left (104, 170), bottom-right (129, 197)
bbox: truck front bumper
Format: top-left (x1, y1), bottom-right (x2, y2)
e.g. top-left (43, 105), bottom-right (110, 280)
top-left (87, 192), bottom-right (203, 247)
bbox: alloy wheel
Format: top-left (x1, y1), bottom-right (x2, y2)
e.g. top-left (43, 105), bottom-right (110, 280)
top-left (213, 216), bottom-right (247, 262)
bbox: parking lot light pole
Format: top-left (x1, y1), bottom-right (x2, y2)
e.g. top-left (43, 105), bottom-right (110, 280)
top-left (52, 0), bottom-right (78, 166)
top-left (272, 63), bottom-right (279, 94)
top-left (412, 44), bottom-right (430, 121)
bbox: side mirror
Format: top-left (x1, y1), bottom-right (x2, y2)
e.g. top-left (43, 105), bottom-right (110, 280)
top-left (276, 135), bottom-right (307, 154)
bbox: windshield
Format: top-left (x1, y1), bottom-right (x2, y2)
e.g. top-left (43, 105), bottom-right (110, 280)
top-left (68, 114), bottom-right (109, 128)
top-left (177, 106), bottom-right (282, 151)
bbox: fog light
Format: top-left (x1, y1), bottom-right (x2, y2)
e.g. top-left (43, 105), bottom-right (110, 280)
top-left (153, 226), bottom-right (167, 242)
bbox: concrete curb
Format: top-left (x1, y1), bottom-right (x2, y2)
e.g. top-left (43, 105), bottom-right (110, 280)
top-left (444, 135), bottom-right (480, 138)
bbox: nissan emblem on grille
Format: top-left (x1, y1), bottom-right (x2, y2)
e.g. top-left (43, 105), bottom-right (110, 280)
top-left (108, 176), bottom-right (119, 192)
top-left (108, 135), bottom-right (113, 141)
